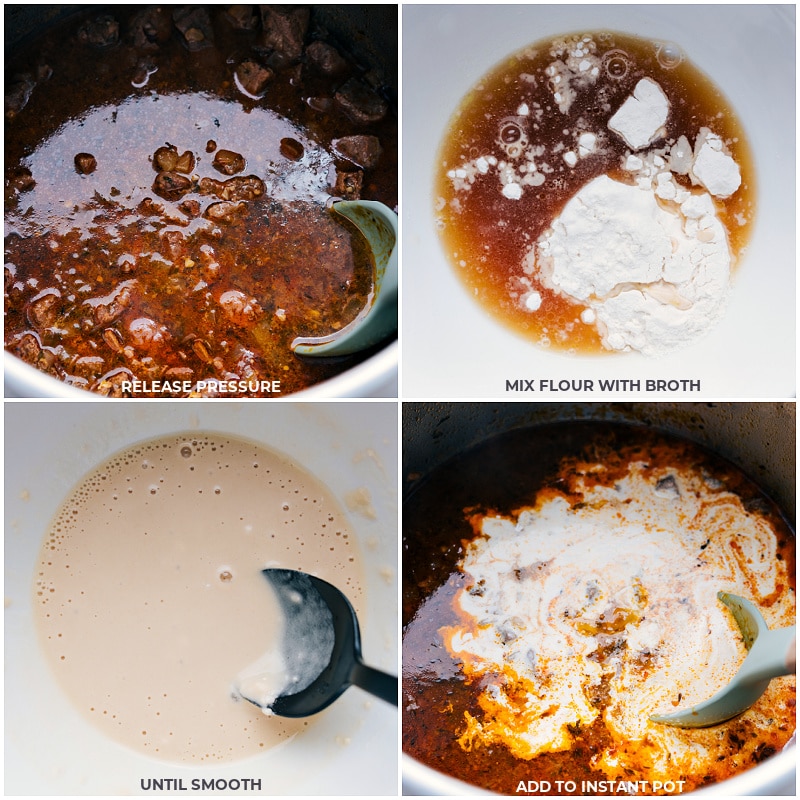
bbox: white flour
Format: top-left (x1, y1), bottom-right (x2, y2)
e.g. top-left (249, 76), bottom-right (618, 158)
top-left (444, 458), bottom-right (794, 781)
top-left (534, 175), bottom-right (731, 356)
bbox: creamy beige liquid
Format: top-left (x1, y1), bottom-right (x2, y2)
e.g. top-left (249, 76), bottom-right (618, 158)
top-left (34, 433), bottom-right (364, 763)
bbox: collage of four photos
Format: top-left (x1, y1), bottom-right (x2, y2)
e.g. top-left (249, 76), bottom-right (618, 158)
top-left (4, 4), bottom-right (796, 797)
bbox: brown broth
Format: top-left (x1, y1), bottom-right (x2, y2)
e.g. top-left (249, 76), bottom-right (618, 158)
top-left (402, 422), bottom-right (795, 795)
top-left (434, 31), bottom-right (755, 354)
top-left (5, 6), bottom-right (397, 396)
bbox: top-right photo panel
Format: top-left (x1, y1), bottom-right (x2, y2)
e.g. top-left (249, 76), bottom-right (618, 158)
top-left (402, 4), bottom-right (795, 399)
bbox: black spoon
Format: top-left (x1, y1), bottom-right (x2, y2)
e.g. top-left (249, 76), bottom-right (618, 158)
top-left (239, 568), bottom-right (397, 717)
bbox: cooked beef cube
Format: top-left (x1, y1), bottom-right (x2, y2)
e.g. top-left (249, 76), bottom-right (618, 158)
top-left (13, 332), bottom-right (44, 365)
top-left (154, 146), bottom-right (195, 174)
top-left (172, 7), bottom-right (214, 51)
top-left (5, 74), bottom-right (35, 119)
top-left (332, 135), bottom-right (382, 169)
top-left (204, 201), bottom-right (244, 223)
top-left (235, 59), bottom-right (274, 97)
top-left (6, 166), bottom-right (35, 194)
top-left (334, 79), bottom-right (388, 124)
top-left (198, 175), bottom-right (265, 201)
top-left (219, 289), bottom-right (263, 327)
top-left (225, 5), bottom-right (259, 30)
top-left (306, 41), bottom-right (347, 75)
top-left (334, 168), bottom-right (363, 200)
top-left (130, 7), bottom-right (172, 49)
top-left (128, 317), bottom-right (169, 349)
top-left (74, 153), bottom-right (97, 174)
top-left (258, 6), bottom-right (310, 61)
top-left (93, 282), bottom-right (135, 326)
top-left (93, 369), bottom-right (134, 397)
top-left (26, 291), bottom-right (61, 329)
top-left (71, 355), bottom-right (106, 379)
top-left (153, 171), bottom-right (193, 201)
top-left (212, 149), bottom-right (246, 175)
top-left (160, 230), bottom-right (187, 262)
top-left (77, 15), bottom-right (120, 48)
top-left (179, 198), bottom-right (201, 218)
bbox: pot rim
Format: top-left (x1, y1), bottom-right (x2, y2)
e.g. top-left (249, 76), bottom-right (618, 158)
top-left (402, 741), bottom-right (798, 796)
top-left (3, 340), bottom-right (398, 399)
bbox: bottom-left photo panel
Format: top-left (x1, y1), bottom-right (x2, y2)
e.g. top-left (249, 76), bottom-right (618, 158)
top-left (5, 401), bottom-right (399, 796)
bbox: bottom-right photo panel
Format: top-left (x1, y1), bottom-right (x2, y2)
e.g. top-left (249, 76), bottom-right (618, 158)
top-left (402, 402), bottom-right (796, 797)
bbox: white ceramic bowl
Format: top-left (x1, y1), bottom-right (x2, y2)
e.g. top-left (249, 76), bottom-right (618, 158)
top-left (402, 5), bottom-right (795, 399)
top-left (5, 401), bottom-right (398, 795)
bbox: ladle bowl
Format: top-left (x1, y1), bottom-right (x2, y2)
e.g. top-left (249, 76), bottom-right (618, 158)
top-left (292, 200), bottom-right (398, 357)
top-left (240, 568), bottom-right (398, 717)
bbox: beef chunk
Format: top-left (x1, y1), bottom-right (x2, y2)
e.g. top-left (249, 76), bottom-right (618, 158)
top-left (77, 15), bottom-right (120, 48)
top-left (5, 74), bottom-right (35, 119)
top-left (179, 198), bottom-right (201, 218)
top-left (218, 289), bottom-right (263, 327)
top-left (71, 355), bottom-right (106, 379)
top-left (92, 282), bottom-right (136, 326)
top-left (153, 145), bottom-right (195, 174)
top-left (13, 332), bottom-right (43, 365)
top-left (130, 6), bottom-right (172, 49)
top-left (258, 6), bottom-right (310, 61)
top-left (204, 201), bottom-right (244, 224)
top-left (173, 7), bottom-right (214, 51)
top-left (93, 369), bottom-right (134, 397)
top-left (225, 5), bottom-right (260, 30)
top-left (153, 171), bottom-right (193, 201)
top-left (6, 166), bottom-right (35, 194)
top-left (26, 291), bottom-right (61, 329)
top-left (332, 135), bottom-right (382, 169)
top-left (334, 79), bottom-right (388, 124)
top-left (198, 175), bottom-right (265, 201)
top-left (235, 59), bottom-right (274, 97)
top-left (212, 149), bottom-right (246, 176)
top-left (334, 168), bottom-right (363, 200)
top-left (306, 41), bottom-right (347, 75)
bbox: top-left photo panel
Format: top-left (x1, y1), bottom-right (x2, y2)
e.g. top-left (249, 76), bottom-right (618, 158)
top-left (5, 5), bottom-right (398, 399)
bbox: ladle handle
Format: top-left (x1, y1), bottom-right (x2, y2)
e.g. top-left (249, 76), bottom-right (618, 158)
top-left (352, 660), bottom-right (398, 706)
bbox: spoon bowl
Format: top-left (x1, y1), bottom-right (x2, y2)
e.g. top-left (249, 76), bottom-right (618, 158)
top-left (292, 200), bottom-right (398, 357)
top-left (239, 568), bottom-right (397, 718)
top-left (650, 592), bottom-right (796, 728)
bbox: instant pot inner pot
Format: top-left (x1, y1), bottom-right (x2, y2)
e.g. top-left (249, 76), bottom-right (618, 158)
top-left (402, 402), bottom-right (796, 796)
top-left (402, 402), bottom-right (795, 521)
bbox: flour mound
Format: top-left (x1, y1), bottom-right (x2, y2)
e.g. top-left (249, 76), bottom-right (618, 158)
top-left (534, 175), bottom-right (731, 356)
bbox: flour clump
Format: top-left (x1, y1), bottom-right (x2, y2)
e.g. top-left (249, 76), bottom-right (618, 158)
top-left (533, 175), bottom-right (731, 356)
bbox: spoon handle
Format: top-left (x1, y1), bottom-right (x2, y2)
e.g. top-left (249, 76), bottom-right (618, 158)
top-left (352, 660), bottom-right (398, 706)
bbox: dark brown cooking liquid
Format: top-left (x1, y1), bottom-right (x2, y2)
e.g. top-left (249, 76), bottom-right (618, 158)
top-left (5, 7), bottom-right (397, 396)
top-left (402, 422), bottom-right (795, 795)
top-left (435, 32), bottom-right (755, 353)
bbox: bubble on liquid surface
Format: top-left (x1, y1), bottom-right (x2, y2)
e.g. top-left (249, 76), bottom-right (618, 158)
top-left (497, 118), bottom-right (529, 159)
top-left (656, 41), bottom-right (684, 69)
top-left (180, 445), bottom-right (193, 459)
top-left (603, 49), bottom-right (631, 79)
